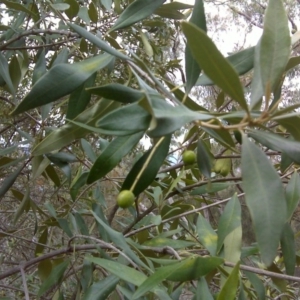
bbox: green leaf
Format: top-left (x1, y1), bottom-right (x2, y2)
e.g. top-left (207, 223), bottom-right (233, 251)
top-left (224, 226), bottom-right (242, 271)
top-left (132, 262), bottom-right (184, 299)
top-left (244, 271), bottom-right (265, 300)
top-left (70, 171), bottom-right (89, 200)
top-left (91, 211), bottom-right (149, 269)
top-left (13, 188), bottom-right (31, 224)
top-left (147, 93), bottom-right (212, 137)
top-left (32, 50), bottom-right (46, 85)
top-left (87, 257), bottom-right (147, 285)
top-left (191, 182), bottom-right (236, 195)
top-left (185, 0), bottom-right (206, 92)
top-left (11, 54), bottom-right (114, 115)
top-left (88, 2), bottom-right (98, 23)
top-left (167, 256), bottom-right (223, 281)
top-left (44, 164), bottom-right (61, 187)
top-left (181, 21), bottom-right (248, 111)
top-left (196, 277), bottom-right (214, 299)
top-left (274, 114), bottom-right (300, 141)
top-left (143, 237), bottom-right (195, 249)
top-left (122, 135), bottom-right (171, 196)
top-left (250, 40), bottom-right (264, 110)
top-left (80, 260), bottom-right (93, 292)
top-left (0, 52), bottom-right (15, 97)
top-left (0, 165), bottom-right (23, 198)
top-left (197, 139), bottom-right (212, 178)
top-left (2, 0), bottom-right (37, 18)
top-left (9, 55), bottom-right (21, 91)
top-left (248, 129), bottom-right (300, 164)
top-left (38, 259), bottom-right (53, 282)
top-left (38, 259), bottom-right (70, 296)
top-left (83, 275), bottom-right (119, 300)
top-left (196, 213), bottom-right (218, 255)
top-left (164, 80), bottom-right (208, 112)
top-left (66, 73), bottom-right (96, 120)
top-left (32, 99), bottom-right (120, 155)
top-left (285, 56), bottom-right (300, 72)
top-left (241, 137), bottom-right (287, 266)
top-left (285, 172), bottom-right (300, 221)
top-left (217, 195), bottom-right (241, 254)
top-left (64, 0), bottom-right (79, 19)
top-left (35, 228), bottom-right (48, 256)
top-left (203, 127), bottom-right (236, 148)
top-left (87, 132), bottom-right (143, 184)
top-left (57, 218), bottom-right (73, 237)
top-left (69, 24), bottom-right (131, 61)
top-left (52, 47), bottom-right (69, 66)
top-left (81, 139), bottom-right (97, 163)
top-left (96, 102), bottom-right (151, 136)
top-left (74, 212), bottom-right (89, 235)
top-left (87, 83), bottom-right (143, 103)
top-left (154, 7), bottom-right (185, 19)
top-left (109, 0), bottom-right (165, 32)
top-left (197, 47), bottom-right (254, 86)
top-left (280, 223), bottom-right (295, 276)
top-left (217, 262), bottom-right (240, 300)
top-left (259, 0), bottom-right (290, 93)
top-left (51, 3), bottom-right (70, 10)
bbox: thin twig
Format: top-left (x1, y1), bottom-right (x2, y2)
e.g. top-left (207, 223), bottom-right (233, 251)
top-left (20, 264), bottom-right (30, 300)
top-left (68, 235), bottom-right (140, 271)
top-left (225, 261), bottom-right (300, 283)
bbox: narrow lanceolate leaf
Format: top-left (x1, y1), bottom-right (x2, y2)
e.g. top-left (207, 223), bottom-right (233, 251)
top-left (181, 22), bottom-right (248, 111)
top-left (217, 262), bottom-right (240, 300)
top-left (38, 260), bottom-right (70, 296)
top-left (32, 99), bottom-right (120, 155)
top-left (0, 52), bottom-right (15, 97)
top-left (109, 0), bottom-right (165, 32)
top-left (11, 53), bottom-right (114, 115)
top-left (196, 278), bottom-right (214, 300)
top-left (185, 0), bottom-right (206, 92)
top-left (83, 275), bottom-right (119, 300)
top-left (196, 213), bottom-right (218, 255)
top-left (87, 132), bottom-right (144, 184)
top-left (0, 165), bottom-right (24, 198)
top-left (197, 47), bottom-right (254, 86)
top-left (280, 223), bottom-right (296, 276)
top-left (285, 172), bottom-right (300, 221)
top-left (248, 129), bottom-right (300, 164)
top-left (87, 83), bottom-right (143, 103)
top-left (148, 99), bottom-right (212, 137)
top-left (242, 137), bottom-right (287, 266)
top-left (132, 263), bottom-right (183, 299)
top-left (96, 102), bottom-right (151, 136)
top-left (86, 257), bottom-right (147, 286)
top-left (250, 40), bottom-right (264, 110)
top-left (66, 74), bottom-right (96, 120)
top-left (166, 256), bottom-right (223, 282)
top-left (197, 139), bottom-right (212, 179)
top-left (69, 24), bottom-right (131, 61)
top-left (217, 195), bottom-right (241, 254)
top-left (260, 0), bottom-right (290, 93)
top-left (122, 135), bottom-right (171, 196)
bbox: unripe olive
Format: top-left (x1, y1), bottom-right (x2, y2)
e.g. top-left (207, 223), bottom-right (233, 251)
top-left (117, 190), bottom-right (135, 208)
top-left (182, 150), bottom-right (196, 165)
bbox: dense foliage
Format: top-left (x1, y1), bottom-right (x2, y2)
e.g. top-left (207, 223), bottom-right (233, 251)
top-left (1, 0), bottom-right (300, 299)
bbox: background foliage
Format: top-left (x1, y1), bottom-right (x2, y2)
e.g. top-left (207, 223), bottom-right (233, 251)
top-left (1, 0), bottom-right (300, 299)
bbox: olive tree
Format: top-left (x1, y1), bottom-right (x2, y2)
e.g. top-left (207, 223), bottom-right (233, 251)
top-left (1, 0), bottom-right (300, 299)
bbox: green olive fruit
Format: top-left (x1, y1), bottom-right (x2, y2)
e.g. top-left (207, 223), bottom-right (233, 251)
top-left (214, 150), bottom-right (232, 177)
top-left (117, 190), bottom-right (135, 208)
top-left (182, 150), bottom-right (196, 165)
